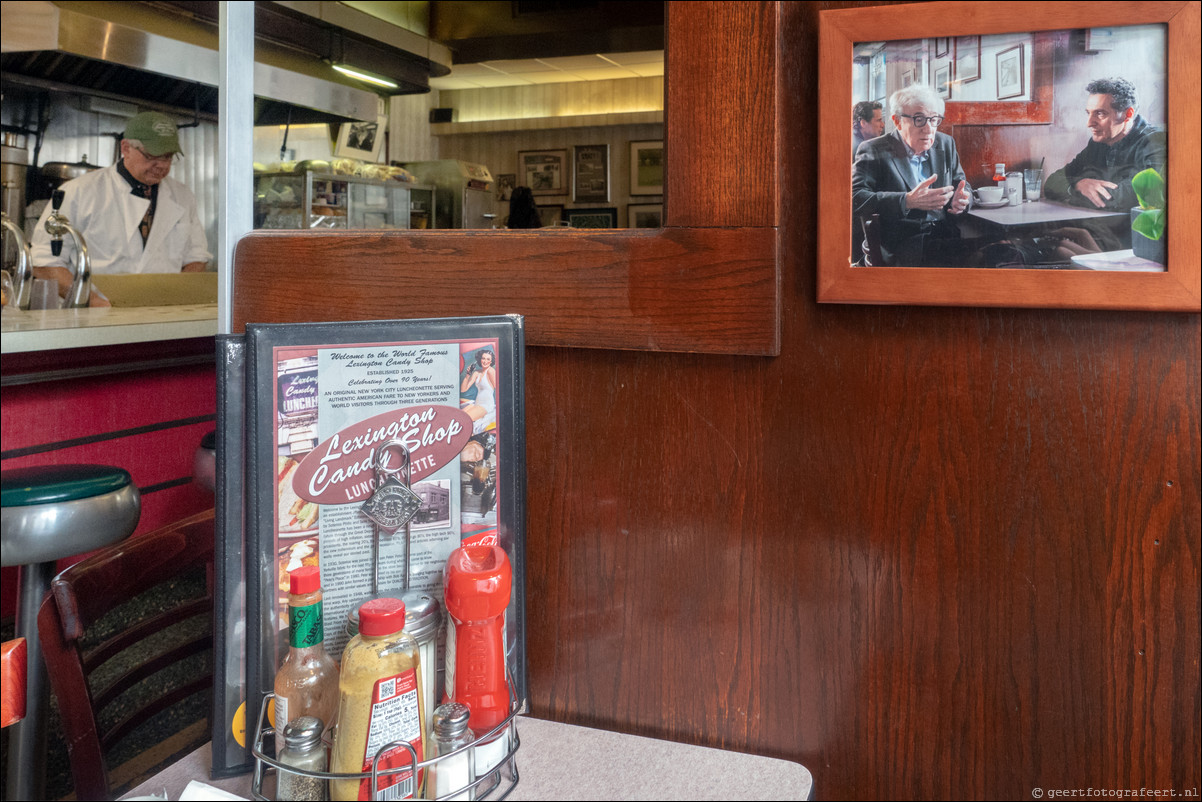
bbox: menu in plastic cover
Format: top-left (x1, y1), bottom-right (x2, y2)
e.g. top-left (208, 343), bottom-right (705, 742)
top-left (224, 316), bottom-right (526, 774)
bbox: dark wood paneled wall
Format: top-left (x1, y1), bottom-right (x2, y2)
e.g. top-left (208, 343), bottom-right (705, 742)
top-left (531, 3), bottom-right (1198, 798)
top-left (231, 3), bottom-right (1200, 797)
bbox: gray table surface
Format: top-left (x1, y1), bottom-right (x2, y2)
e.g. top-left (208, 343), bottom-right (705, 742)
top-left (967, 199), bottom-right (1126, 227)
top-left (122, 715), bottom-right (815, 801)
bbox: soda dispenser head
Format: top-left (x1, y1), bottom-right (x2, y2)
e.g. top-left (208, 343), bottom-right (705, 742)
top-left (49, 190), bottom-right (66, 257)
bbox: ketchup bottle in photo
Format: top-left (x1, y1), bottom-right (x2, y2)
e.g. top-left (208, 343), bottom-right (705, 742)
top-left (443, 545), bottom-right (512, 779)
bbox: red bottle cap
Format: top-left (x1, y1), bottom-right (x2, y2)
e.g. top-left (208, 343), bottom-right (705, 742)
top-left (444, 545), bottom-right (512, 621)
top-left (358, 598), bottom-right (407, 637)
top-left (289, 566), bottom-right (321, 595)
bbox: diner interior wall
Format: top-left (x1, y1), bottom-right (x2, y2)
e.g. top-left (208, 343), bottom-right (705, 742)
top-left (435, 122), bottom-right (663, 221)
top-left (388, 77), bottom-right (665, 215)
top-left (437, 75), bottom-right (664, 123)
top-left (388, 91), bottom-right (442, 163)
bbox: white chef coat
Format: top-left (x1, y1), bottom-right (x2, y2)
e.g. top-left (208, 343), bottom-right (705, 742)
top-left (30, 163), bottom-right (211, 274)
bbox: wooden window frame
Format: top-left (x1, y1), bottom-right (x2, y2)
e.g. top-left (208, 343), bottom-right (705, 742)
top-left (234, 2), bottom-right (781, 355)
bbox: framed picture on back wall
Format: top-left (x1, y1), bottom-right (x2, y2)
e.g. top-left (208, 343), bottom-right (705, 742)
top-left (518, 150), bottom-right (568, 196)
top-left (629, 140), bottom-right (663, 196)
top-left (573, 144), bottom-right (610, 203)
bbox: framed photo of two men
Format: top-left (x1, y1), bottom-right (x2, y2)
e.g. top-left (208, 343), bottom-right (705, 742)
top-left (822, 1), bottom-right (1199, 312)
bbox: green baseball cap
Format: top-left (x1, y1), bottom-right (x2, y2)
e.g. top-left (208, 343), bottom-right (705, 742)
top-left (123, 112), bottom-right (183, 156)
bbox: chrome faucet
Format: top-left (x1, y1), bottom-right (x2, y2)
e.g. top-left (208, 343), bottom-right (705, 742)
top-left (1, 211), bottom-right (33, 309)
top-left (43, 189), bottom-right (91, 309)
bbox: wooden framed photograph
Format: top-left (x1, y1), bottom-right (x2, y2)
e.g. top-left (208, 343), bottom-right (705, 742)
top-left (628, 140), bottom-right (663, 196)
top-left (563, 207), bottom-right (618, 229)
top-left (996, 44), bottom-right (1025, 99)
top-left (955, 35), bottom-right (981, 83)
top-left (818, 1), bottom-right (1198, 312)
top-left (627, 203), bottom-right (663, 229)
top-left (333, 115), bottom-right (387, 163)
top-left (518, 149), bottom-right (568, 196)
top-left (901, 68), bottom-right (914, 88)
top-left (572, 144), bottom-right (610, 203)
top-left (934, 64), bottom-right (951, 98)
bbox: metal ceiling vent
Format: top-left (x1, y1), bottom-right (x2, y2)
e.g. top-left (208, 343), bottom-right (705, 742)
top-left (0, 1), bottom-right (453, 124)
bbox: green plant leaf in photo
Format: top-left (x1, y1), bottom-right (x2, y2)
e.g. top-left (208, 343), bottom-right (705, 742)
top-left (1131, 168), bottom-right (1166, 241)
top-left (1132, 207), bottom-right (1165, 241)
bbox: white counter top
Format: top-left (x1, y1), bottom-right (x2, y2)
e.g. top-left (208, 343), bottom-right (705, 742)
top-left (0, 304), bottom-right (218, 354)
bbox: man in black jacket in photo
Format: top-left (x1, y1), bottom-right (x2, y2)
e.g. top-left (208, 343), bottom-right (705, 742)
top-left (1043, 77), bottom-right (1166, 211)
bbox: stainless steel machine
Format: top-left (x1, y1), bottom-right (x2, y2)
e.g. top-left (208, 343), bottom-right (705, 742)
top-left (400, 160), bottom-right (497, 229)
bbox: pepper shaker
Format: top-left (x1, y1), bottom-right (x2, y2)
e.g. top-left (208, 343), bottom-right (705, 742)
top-left (277, 715), bottom-right (327, 801)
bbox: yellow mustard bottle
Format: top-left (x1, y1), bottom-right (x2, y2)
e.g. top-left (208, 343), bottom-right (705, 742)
top-left (330, 598), bottom-right (426, 801)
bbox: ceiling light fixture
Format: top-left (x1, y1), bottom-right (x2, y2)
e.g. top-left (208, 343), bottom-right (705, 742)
top-left (332, 63), bottom-right (399, 90)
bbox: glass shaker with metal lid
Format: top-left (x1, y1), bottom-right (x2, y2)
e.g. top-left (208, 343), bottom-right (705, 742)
top-left (428, 703), bottom-right (475, 801)
top-left (277, 715), bottom-right (327, 801)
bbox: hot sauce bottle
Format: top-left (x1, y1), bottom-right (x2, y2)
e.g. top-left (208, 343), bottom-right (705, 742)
top-left (274, 566), bottom-right (339, 743)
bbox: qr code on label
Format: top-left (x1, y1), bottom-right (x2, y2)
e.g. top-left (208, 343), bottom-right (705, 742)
top-left (378, 678), bottom-right (396, 700)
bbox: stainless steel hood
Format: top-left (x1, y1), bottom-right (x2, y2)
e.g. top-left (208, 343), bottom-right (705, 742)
top-left (0, 1), bottom-right (449, 124)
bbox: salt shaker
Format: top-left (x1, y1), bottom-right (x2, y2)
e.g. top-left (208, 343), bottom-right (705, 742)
top-left (277, 715), bottom-right (327, 801)
top-left (428, 703), bottom-right (475, 801)
top-left (1005, 172), bottom-right (1023, 206)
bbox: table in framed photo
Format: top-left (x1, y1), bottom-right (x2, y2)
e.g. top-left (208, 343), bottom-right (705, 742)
top-left (627, 203), bottom-right (663, 229)
top-left (818, 0), bottom-right (1198, 312)
top-left (572, 144), bottom-right (610, 203)
top-left (628, 141), bottom-right (663, 196)
top-left (563, 207), bottom-right (618, 229)
top-left (519, 149), bottom-right (568, 196)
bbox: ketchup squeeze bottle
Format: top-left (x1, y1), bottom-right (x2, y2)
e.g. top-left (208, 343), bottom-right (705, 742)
top-left (443, 545), bottom-right (512, 780)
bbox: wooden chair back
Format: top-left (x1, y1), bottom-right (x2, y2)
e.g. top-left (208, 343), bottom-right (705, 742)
top-left (36, 509), bottom-right (215, 800)
top-left (861, 213), bottom-right (885, 266)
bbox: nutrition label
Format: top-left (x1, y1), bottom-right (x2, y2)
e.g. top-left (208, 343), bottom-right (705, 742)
top-left (358, 670), bottom-right (422, 799)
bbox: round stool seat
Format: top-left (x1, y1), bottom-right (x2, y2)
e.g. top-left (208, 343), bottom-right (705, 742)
top-left (1, 465), bottom-right (141, 567)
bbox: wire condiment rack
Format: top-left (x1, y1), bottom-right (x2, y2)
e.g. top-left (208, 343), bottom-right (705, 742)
top-left (249, 687), bottom-right (521, 801)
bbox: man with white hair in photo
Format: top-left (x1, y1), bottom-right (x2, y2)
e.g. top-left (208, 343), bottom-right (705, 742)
top-left (852, 83), bottom-right (973, 266)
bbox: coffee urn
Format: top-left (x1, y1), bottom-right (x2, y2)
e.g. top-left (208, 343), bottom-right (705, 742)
top-left (2, 133), bottom-right (28, 231)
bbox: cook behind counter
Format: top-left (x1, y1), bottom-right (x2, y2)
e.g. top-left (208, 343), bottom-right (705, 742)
top-left (29, 164), bottom-right (211, 275)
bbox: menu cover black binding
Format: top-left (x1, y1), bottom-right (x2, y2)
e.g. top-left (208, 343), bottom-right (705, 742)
top-left (212, 333), bottom-right (250, 776)
top-left (235, 316), bottom-right (528, 766)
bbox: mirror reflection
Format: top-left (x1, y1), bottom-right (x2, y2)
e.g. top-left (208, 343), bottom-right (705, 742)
top-left (850, 24), bottom-right (1166, 272)
top-left (1, 1), bottom-right (664, 319)
top-left (253, 1), bottom-right (665, 233)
